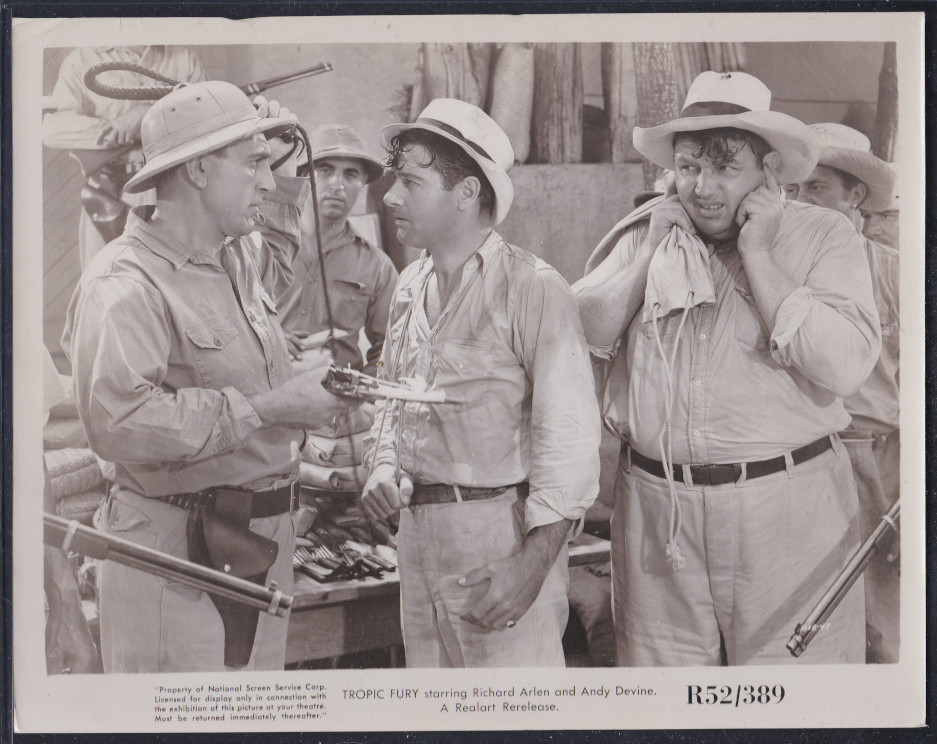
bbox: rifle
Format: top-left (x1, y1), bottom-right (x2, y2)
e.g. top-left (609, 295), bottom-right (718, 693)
top-left (44, 513), bottom-right (292, 617)
top-left (786, 499), bottom-right (899, 657)
top-left (70, 61), bottom-right (334, 179)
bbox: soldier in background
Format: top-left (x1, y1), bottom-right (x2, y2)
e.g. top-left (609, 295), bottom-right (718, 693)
top-left (788, 123), bottom-right (900, 663)
top-left (280, 124), bottom-right (397, 376)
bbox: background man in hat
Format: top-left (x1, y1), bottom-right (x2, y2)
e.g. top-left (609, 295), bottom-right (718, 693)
top-left (863, 186), bottom-right (900, 250)
top-left (574, 72), bottom-right (881, 666)
top-left (361, 98), bottom-right (600, 667)
top-left (788, 123), bottom-right (900, 663)
top-left (279, 124), bottom-right (398, 375)
top-left (62, 81), bottom-right (356, 673)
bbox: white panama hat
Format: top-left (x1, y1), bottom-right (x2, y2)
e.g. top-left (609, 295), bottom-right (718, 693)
top-left (381, 98), bottom-right (515, 225)
top-left (125, 80), bottom-right (297, 194)
top-left (809, 123), bottom-right (897, 213)
top-left (633, 71), bottom-right (819, 185)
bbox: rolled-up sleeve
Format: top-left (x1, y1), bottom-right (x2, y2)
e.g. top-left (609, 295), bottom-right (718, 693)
top-left (64, 275), bottom-right (263, 465)
top-left (251, 174), bottom-right (309, 302)
top-left (515, 268), bottom-right (601, 536)
top-left (769, 221), bottom-right (881, 397)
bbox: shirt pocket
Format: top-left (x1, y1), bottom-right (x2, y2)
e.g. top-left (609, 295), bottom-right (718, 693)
top-left (435, 338), bottom-right (498, 407)
top-left (331, 278), bottom-right (371, 330)
top-left (733, 286), bottom-right (769, 352)
top-left (185, 316), bottom-right (239, 388)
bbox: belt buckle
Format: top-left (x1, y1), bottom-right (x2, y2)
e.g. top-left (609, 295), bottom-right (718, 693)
top-left (690, 463), bottom-right (742, 486)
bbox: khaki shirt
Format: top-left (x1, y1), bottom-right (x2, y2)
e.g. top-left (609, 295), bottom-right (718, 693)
top-left (366, 232), bottom-right (601, 534)
top-left (598, 200), bottom-right (881, 463)
top-left (278, 221), bottom-right (397, 375)
top-left (62, 176), bottom-right (309, 496)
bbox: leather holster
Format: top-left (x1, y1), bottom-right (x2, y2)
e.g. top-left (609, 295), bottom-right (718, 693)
top-left (185, 506), bottom-right (278, 668)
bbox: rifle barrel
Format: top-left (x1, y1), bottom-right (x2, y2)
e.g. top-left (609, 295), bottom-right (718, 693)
top-left (786, 500), bottom-right (899, 657)
top-left (239, 63), bottom-right (333, 96)
top-left (44, 513), bottom-right (292, 616)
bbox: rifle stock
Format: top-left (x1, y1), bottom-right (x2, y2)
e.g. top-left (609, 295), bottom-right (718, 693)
top-left (44, 513), bottom-right (292, 617)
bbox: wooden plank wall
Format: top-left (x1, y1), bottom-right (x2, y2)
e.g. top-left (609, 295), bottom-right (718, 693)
top-left (43, 47), bottom-right (83, 373)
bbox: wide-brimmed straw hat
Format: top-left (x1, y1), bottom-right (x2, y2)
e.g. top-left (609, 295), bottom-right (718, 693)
top-left (125, 80), bottom-right (297, 194)
top-left (809, 123), bottom-right (896, 212)
top-left (307, 124), bottom-right (384, 184)
top-left (381, 98), bottom-right (514, 225)
top-left (633, 71), bottom-right (819, 185)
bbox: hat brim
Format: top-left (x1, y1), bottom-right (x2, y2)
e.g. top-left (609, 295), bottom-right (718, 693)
top-left (381, 121), bottom-right (514, 225)
top-left (633, 111), bottom-right (820, 185)
top-left (309, 147), bottom-right (385, 184)
top-left (124, 115), bottom-right (296, 194)
top-left (817, 146), bottom-right (896, 212)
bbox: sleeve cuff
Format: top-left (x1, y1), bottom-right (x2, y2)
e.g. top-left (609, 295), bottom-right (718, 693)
top-left (524, 495), bottom-right (584, 542)
top-left (589, 338), bottom-right (620, 362)
top-left (769, 286), bottom-right (815, 366)
top-left (224, 386), bottom-right (264, 440)
top-left (267, 174), bottom-right (310, 207)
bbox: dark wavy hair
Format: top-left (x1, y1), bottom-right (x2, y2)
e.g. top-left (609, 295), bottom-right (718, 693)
top-left (384, 128), bottom-right (495, 218)
top-left (672, 127), bottom-right (772, 168)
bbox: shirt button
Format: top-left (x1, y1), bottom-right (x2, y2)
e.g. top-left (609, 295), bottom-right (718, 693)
top-left (693, 430), bottom-right (701, 437)
top-left (699, 333), bottom-right (707, 340)
top-left (214, 337), bottom-right (222, 347)
top-left (694, 379), bottom-right (702, 387)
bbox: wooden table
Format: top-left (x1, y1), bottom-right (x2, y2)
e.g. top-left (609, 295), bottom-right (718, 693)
top-left (285, 533), bottom-right (611, 666)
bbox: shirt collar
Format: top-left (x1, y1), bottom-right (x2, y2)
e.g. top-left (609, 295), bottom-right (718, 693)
top-left (322, 221), bottom-right (362, 255)
top-left (128, 207), bottom-right (226, 269)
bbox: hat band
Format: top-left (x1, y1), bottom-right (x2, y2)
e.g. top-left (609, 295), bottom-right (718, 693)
top-left (681, 101), bottom-right (752, 118)
top-left (415, 117), bottom-right (495, 163)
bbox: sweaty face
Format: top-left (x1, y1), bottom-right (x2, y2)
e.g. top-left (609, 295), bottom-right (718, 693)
top-left (787, 165), bottom-right (859, 217)
top-left (313, 157), bottom-right (366, 222)
top-left (382, 143), bottom-right (460, 251)
top-left (674, 138), bottom-right (766, 242)
top-left (202, 134), bottom-right (275, 240)
top-left (863, 209), bottom-right (899, 249)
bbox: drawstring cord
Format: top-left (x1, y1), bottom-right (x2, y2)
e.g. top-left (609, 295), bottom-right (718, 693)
top-left (650, 292), bottom-right (694, 572)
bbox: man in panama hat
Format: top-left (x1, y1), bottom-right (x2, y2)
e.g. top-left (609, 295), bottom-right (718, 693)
top-left (574, 71), bottom-right (881, 666)
top-left (62, 80), bottom-right (356, 673)
top-left (361, 98), bottom-right (600, 666)
top-left (788, 123), bottom-right (900, 663)
top-left (279, 124), bottom-right (397, 375)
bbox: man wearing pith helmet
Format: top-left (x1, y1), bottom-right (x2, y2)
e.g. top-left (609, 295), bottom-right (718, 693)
top-left (62, 80), bottom-right (355, 673)
top-left (788, 123), bottom-right (900, 663)
top-left (279, 124), bottom-right (398, 375)
top-left (362, 98), bottom-right (600, 667)
top-left (574, 71), bottom-right (881, 666)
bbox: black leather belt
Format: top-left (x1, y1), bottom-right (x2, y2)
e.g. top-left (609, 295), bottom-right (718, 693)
top-left (410, 482), bottom-right (529, 506)
top-left (626, 436), bottom-right (834, 486)
top-left (159, 480), bottom-right (299, 519)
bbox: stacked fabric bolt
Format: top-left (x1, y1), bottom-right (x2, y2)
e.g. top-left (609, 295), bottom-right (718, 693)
top-left (43, 382), bottom-right (106, 525)
top-left (298, 404), bottom-right (373, 491)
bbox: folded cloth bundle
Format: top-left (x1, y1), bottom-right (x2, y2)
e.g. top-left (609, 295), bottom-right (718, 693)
top-left (44, 448), bottom-right (105, 502)
top-left (43, 417), bottom-right (89, 450)
top-left (300, 462), bottom-right (369, 492)
top-left (57, 488), bottom-right (106, 525)
top-left (302, 431), bottom-right (370, 468)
